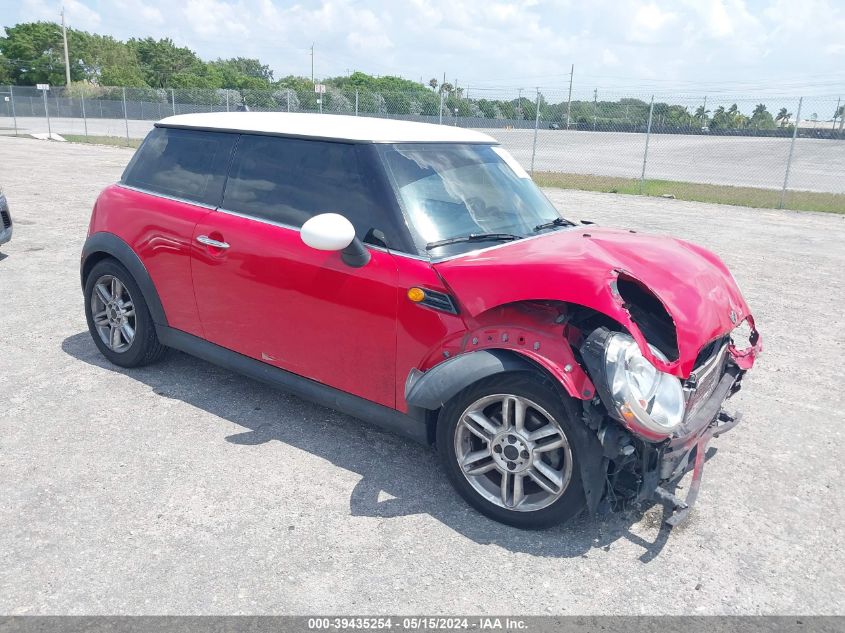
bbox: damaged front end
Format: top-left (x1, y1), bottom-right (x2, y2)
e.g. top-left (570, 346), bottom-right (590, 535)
top-left (580, 320), bottom-right (758, 525)
top-left (432, 225), bottom-right (762, 525)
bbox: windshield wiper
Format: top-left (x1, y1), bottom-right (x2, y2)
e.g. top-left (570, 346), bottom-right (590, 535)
top-left (425, 233), bottom-right (522, 250)
top-left (533, 217), bottom-right (574, 232)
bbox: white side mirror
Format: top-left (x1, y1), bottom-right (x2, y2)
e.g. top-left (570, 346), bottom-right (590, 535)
top-left (300, 213), bottom-right (356, 251)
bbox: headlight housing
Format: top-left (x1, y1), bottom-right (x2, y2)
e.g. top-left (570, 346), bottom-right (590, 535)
top-left (602, 332), bottom-right (685, 438)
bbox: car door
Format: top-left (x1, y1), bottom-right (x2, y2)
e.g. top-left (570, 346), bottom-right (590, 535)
top-left (190, 135), bottom-right (400, 408)
top-left (118, 127), bottom-right (236, 336)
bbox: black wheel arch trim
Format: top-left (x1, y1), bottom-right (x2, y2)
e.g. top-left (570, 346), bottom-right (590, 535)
top-left (81, 232), bottom-right (168, 326)
top-left (404, 349), bottom-right (538, 411)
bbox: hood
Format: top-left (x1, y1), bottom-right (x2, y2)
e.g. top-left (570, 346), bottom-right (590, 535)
top-left (433, 226), bottom-right (753, 378)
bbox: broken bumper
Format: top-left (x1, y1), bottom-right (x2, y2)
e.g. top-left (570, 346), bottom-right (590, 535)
top-left (650, 363), bottom-right (744, 525)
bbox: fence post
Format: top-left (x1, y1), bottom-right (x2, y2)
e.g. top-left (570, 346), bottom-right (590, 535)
top-left (9, 85), bottom-right (17, 136)
top-left (226, 92), bottom-right (229, 112)
top-left (81, 92), bottom-right (88, 138)
top-left (43, 88), bottom-right (52, 138)
top-left (530, 89), bottom-right (540, 175)
top-left (355, 89), bottom-right (359, 116)
top-left (779, 97), bottom-right (803, 209)
top-left (122, 87), bottom-right (129, 144)
top-left (171, 89), bottom-right (176, 116)
top-left (439, 89), bottom-right (443, 125)
top-left (639, 96), bottom-right (655, 195)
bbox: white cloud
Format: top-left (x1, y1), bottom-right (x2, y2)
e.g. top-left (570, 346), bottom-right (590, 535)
top-left (9, 0), bottom-right (845, 96)
top-left (633, 3), bottom-right (677, 32)
top-left (602, 48), bottom-right (619, 66)
top-left (182, 0), bottom-right (249, 38)
top-left (20, 0), bottom-right (102, 30)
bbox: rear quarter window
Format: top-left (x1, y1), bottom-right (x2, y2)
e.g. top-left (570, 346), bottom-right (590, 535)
top-left (122, 127), bottom-right (236, 206)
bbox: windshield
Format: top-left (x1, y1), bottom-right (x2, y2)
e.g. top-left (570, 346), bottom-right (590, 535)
top-left (378, 143), bottom-right (569, 257)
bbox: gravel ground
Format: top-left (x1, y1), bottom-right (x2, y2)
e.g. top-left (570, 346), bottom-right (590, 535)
top-left (0, 136), bottom-right (843, 615)
top-left (5, 116), bottom-right (844, 192)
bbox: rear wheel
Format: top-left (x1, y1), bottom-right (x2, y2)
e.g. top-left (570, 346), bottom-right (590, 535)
top-left (437, 372), bottom-right (585, 528)
top-left (84, 258), bottom-right (166, 368)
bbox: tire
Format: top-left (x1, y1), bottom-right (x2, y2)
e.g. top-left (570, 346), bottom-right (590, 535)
top-left (84, 258), bottom-right (167, 368)
top-left (437, 372), bottom-right (586, 529)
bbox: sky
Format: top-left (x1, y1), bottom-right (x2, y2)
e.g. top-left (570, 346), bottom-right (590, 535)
top-left (4, 0), bottom-right (845, 102)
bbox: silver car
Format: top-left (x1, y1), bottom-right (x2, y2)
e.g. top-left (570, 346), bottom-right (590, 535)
top-left (0, 189), bottom-right (12, 246)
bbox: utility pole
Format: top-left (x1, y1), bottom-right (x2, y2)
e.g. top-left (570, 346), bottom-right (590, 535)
top-left (565, 64), bottom-right (573, 129)
top-left (530, 88), bottom-right (540, 174)
top-left (593, 88), bottom-right (598, 131)
top-left (833, 97), bottom-right (841, 135)
top-left (310, 43), bottom-right (314, 85)
top-left (61, 6), bottom-right (71, 86)
top-left (780, 96), bottom-right (803, 208)
top-left (701, 95), bottom-right (707, 128)
top-left (518, 87), bottom-right (523, 121)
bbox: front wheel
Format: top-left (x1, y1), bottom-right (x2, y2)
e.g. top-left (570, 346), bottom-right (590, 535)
top-left (437, 372), bottom-right (586, 529)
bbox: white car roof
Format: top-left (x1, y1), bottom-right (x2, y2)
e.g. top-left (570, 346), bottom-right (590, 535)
top-left (156, 112), bottom-right (498, 144)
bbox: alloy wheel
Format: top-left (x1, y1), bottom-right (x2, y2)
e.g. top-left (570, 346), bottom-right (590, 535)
top-left (91, 274), bottom-right (136, 353)
top-left (454, 393), bottom-right (573, 512)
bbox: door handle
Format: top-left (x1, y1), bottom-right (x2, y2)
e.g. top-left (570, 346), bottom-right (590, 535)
top-left (196, 235), bottom-right (230, 249)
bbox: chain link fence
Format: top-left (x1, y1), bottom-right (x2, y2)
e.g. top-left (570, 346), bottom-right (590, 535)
top-left (1, 84), bottom-right (843, 211)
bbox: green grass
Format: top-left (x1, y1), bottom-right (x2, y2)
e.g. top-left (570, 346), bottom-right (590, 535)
top-left (63, 134), bottom-right (142, 148)
top-left (534, 172), bottom-right (845, 214)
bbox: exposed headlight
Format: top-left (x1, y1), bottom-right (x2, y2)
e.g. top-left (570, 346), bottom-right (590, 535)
top-left (604, 333), bottom-right (685, 436)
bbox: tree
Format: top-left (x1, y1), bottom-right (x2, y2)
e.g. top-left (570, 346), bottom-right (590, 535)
top-left (711, 105), bottom-right (728, 128)
top-left (0, 22), bottom-right (68, 85)
top-left (695, 105), bottom-right (710, 125)
top-left (749, 103), bottom-right (775, 130)
top-left (208, 57), bottom-right (273, 89)
top-left (0, 53), bottom-right (11, 84)
top-left (127, 37), bottom-right (204, 88)
top-left (775, 107), bottom-right (791, 127)
top-left (428, 78), bottom-right (438, 91)
top-left (72, 31), bottom-right (147, 86)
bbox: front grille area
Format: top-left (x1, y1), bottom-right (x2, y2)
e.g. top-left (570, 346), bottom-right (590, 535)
top-left (684, 343), bottom-right (729, 424)
top-left (694, 335), bottom-right (728, 369)
top-left (0, 208), bottom-right (10, 229)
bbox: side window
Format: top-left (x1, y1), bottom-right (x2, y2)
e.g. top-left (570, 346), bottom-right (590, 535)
top-left (122, 127), bottom-right (236, 206)
top-left (222, 135), bottom-right (387, 241)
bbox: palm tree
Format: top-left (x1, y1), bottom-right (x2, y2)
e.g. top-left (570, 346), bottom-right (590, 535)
top-left (775, 107), bottom-right (791, 127)
top-left (727, 103), bottom-right (740, 128)
top-left (428, 78), bottom-right (438, 92)
top-left (750, 103), bottom-right (769, 129)
top-left (694, 105), bottom-right (710, 126)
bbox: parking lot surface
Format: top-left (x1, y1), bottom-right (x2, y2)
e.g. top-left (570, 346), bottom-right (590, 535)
top-left (0, 136), bottom-right (843, 615)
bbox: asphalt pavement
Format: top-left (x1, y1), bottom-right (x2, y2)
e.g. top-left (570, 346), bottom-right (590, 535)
top-left (0, 136), bottom-right (843, 615)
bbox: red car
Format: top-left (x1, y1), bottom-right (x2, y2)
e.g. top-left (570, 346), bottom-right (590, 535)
top-left (81, 113), bottom-right (761, 528)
